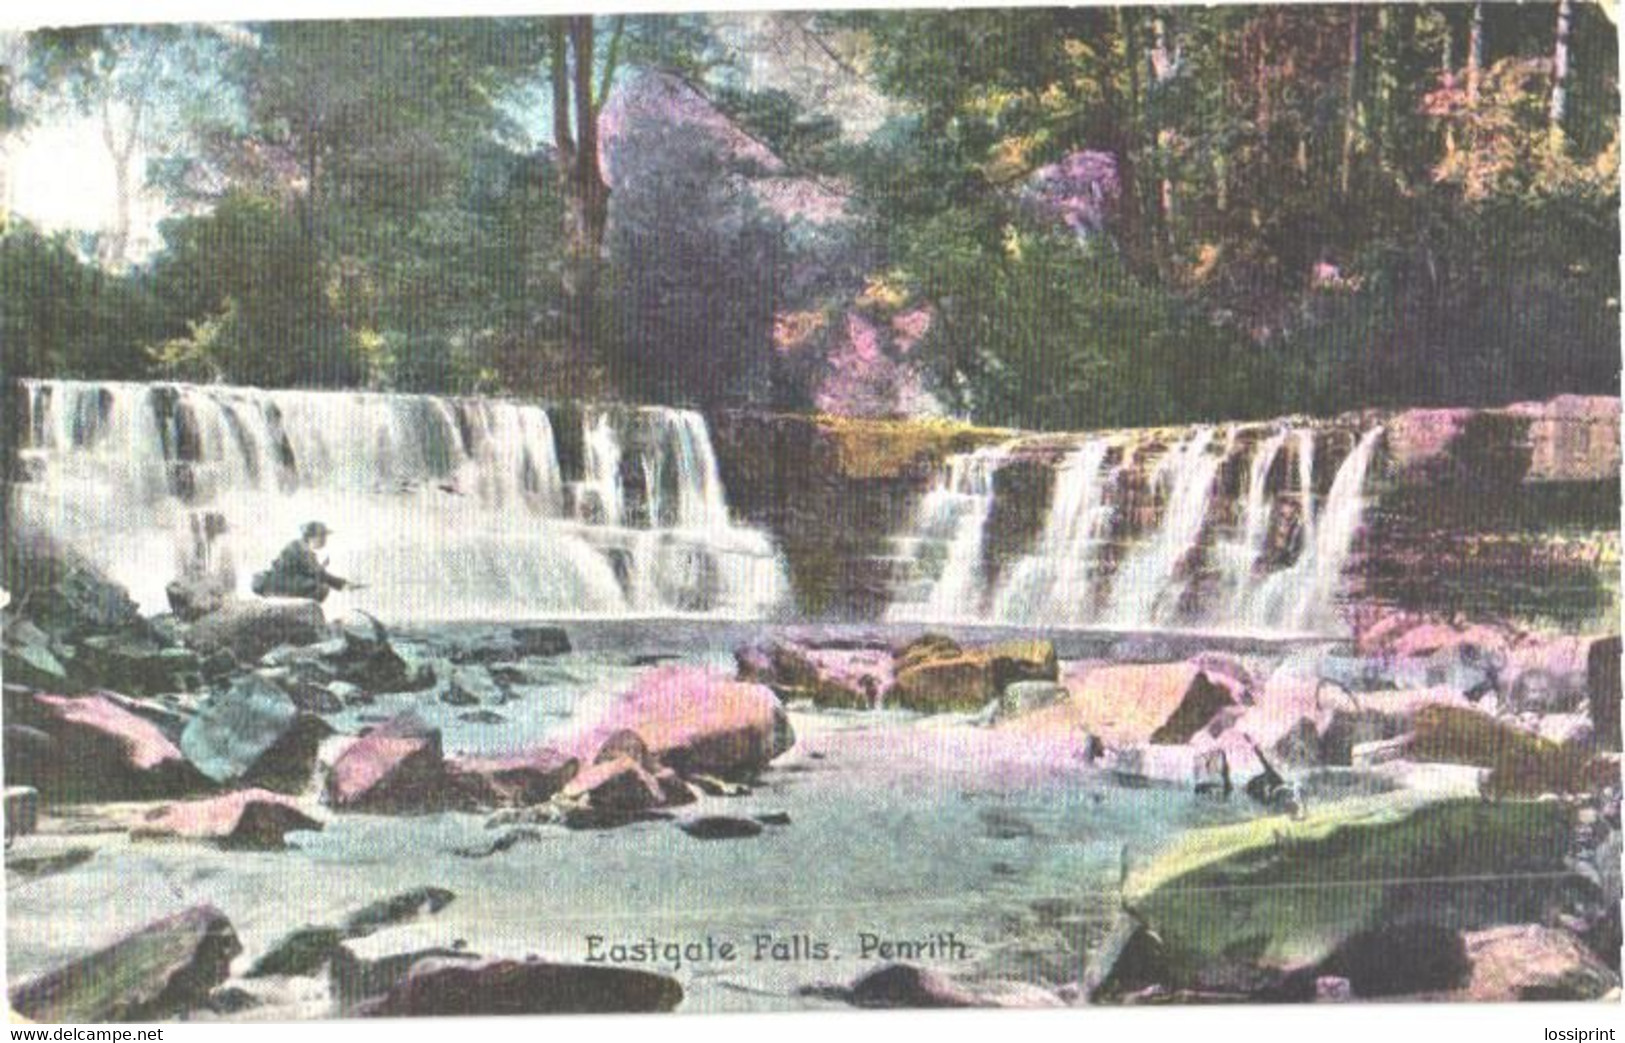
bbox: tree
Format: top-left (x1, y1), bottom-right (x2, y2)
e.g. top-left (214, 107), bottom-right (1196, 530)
top-left (548, 16), bottom-right (622, 360)
top-left (23, 26), bottom-right (233, 267)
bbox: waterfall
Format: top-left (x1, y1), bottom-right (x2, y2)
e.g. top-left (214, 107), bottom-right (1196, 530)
top-left (882, 421), bottom-right (1385, 634)
top-left (884, 443), bottom-right (1012, 623)
top-left (1102, 427), bottom-right (1228, 627)
top-left (1253, 426), bottom-right (1384, 632)
top-left (988, 438), bottom-right (1116, 624)
top-left (10, 380), bottom-right (788, 621)
top-left (1213, 428), bottom-right (1288, 616)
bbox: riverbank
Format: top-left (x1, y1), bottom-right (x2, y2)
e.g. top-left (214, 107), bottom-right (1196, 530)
top-left (4, 565), bottom-right (1619, 1016)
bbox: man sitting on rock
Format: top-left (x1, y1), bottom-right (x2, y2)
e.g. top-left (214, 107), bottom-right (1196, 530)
top-left (252, 521), bottom-right (351, 603)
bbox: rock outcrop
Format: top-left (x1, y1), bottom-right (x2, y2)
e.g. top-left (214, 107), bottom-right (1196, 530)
top-left (9, 906), bottom-right (242, 1022)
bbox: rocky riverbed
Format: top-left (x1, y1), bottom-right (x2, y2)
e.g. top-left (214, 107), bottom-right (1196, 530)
top-left (3, 556), bottom-right (1620, 1018)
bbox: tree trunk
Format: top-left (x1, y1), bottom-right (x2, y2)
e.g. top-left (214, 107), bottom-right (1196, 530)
top-left (1549, 0), bottom-right (1571, 146)
top-left (98, 95), bottom-right (143, 269)
top-left (1467, 1), bottom-right (1484, 106)
top-left (1151, 13), bottom-right (1177, 243)
top-left (1340, 7), bottom-right (1361, 199)
top-left (552, 16), bottom-right (614, 359)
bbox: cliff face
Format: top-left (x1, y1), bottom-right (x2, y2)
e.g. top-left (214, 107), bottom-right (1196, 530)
top-left (711, 397), bottom-right (1620, 630)
top-left (709, 413), bottom-right (1013, 618)
top-left (1355, 397), bottom-right (1620, 631)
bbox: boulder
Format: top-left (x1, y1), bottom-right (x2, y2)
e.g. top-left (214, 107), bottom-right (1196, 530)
top-left (247, 927), bottom-right (347, 978)
top-left (444, 665), bottom-right (506, 706)
top-left (180, 675), bottom-right (331, 793)
top-left (327, 615), bottom-right (428, 692)
top-left (132, 789), bottom-right (323, 850)
top-left (1409, 704), bottom-right (1608, 797)
top-left (4, 690), bottom-right (205, 801)
top-left (1587, 636), bottom-right (1621, 751)
top-left (9, 905), bottom-right (242, 1022)
top-left (330, 947), bottom-right (480, 1009)
top-left (892, 654), bottom-right (995, 712)
top-left (1453, 925), bottom-right (1620, 1001)
top-left (14, 558), bottom-right (144, 642)
top-left (77, 631), bottom-right (202, 695)
top-left (994, 681), bottom-right (1070, 723)
top-left (185, 597), bottom-right (327, 664)
top-left (1022, 663), bottom-right (1235, 748)
top-left (676, 815), bottom-right (764, 840)
top-left (511, 625), bottom-right (571, 657)
top-left (164, 575), bottom-right (231, 623)
top-left (557, 666), bottom-right (793, 779)
top-left (342, 886), bottom-right (457, 938)
top-left (3, 641), bottom-right (72, 691)
top-left (982, 639), bottom-right (1060, 689)
top-left (846, 963), bottom-right (977, 1008)
top-left (5, 786), bottom-right (39, 838)
top-left (1125, 793), bottom-right (1574, 993)
top-left (750, 640), bottom-right (893, 709)
top-left (560, 756), bottom-right (665, 821)
top-left (356, 957), bottom-right (683, 1016)
top-left (1316, 924), bottom-right (1472, 998)
top-left (891, 638), bottom-right (1058, 713)
top-left (325, 713), bottom-right (453, 813)
top-left (447, 748), bottom-right (579, 808)
top-left (893, 633), bottom-right (962, 672)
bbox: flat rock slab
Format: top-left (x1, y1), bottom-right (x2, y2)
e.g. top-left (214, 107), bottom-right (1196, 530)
top-left (131, 789), bottom-right (323, 850)
top-left (1007, 662), bottom-right (1234, 748)
top-left (448, 748), bottom-right (578, 808)
top-left (185, 598), bottom-right (327, 664)
top-left (677, 815), bottom-right (765, 840)
top-left (9, 905), bottom-right (242, 1023)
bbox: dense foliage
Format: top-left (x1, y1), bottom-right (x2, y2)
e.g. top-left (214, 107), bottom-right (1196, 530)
top-left (1, 6), bottom-right (1617, 428)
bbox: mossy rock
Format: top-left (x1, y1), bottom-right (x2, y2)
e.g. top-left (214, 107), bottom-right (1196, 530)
top-left (815, 416), bottom-right (1011, 480)
top-left (247, 927), bottom-right (347, 978)
top-left (1410, 705), bottom-right (1610, 796)
top-left (1124, 793), bottom-right (1574, 992)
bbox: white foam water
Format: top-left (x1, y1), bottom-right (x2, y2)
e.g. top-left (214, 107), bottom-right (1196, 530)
top-left (11, 380), bottom-right (789, 621)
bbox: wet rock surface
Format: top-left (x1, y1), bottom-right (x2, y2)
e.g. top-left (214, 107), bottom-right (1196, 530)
top-left (9, 906), bottom-right (242, 1023)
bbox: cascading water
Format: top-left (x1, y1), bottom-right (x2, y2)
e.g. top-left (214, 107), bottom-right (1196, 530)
top-left (10, 380), bottom-right (788, 621)
top-left (988, 438), bottom-right (1116, 624)
top-left (884, 443), bottom-right (1012, 623)
top-left (1214, 428), bottom-right (1288, 617)
top-left (1102, 427), bottom-right (1228, 627)
top-left (883, 421), bottom-right (1385, 634)
top-left (1237, 426), bottom-right (1384, 632)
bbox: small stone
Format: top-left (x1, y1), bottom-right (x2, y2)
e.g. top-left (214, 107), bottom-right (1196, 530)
top-left (677, 815), bottom-right (764, 840)
top-left (5, 786), bottom-right (39, 838)
top-left (1315, 976), bottom-right (1353, 1002)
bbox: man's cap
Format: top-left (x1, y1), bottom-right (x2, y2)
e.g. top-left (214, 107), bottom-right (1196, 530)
top-left (302, 521), bottom-right (333, 539)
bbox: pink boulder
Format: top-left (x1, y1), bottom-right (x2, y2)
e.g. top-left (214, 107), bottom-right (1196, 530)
top-left (554, 666), bottom-right (794, 779)
top-left (1010, 663), bottom-right (1236, 748)
top-left (447, 748), bottom-right (580, 808)
top-left (560, 756), bottom-right (665, 815)
top-left (133, 788), bottom-right (322, 849)
top-left (325, 713), bottom-right (451, 813)
top-left (3, 691), bottom-right (206, 801)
